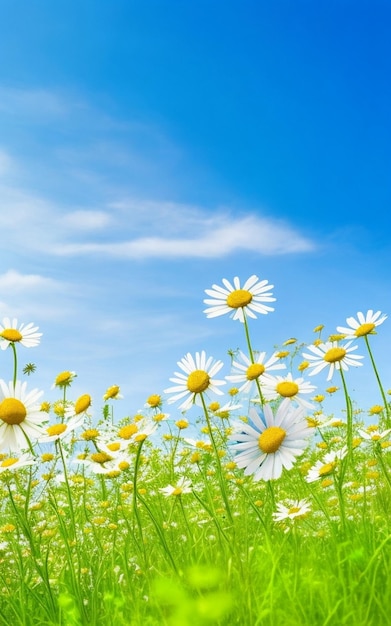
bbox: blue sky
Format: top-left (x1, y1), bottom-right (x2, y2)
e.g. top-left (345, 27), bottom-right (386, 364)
top-left (0, 1), bottom-right (390, 422)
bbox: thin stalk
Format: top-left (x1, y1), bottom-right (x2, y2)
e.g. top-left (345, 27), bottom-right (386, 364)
top-left (364, 335), bottom-right (391, 424)
top-left (339, 369), bottom-right (353, 464)
top-left (243, 312), bottom-right (266, 405)
top-left (10, 343), bottom-right (18, 387)
top-left (200, 393), bottom-right (234, 524)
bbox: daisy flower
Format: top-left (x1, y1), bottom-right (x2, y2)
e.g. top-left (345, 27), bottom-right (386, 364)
top-left (302, 340), bottom-right (363, 381)
top-left (0, 380), bottom-right (47, 451)
top-left (52, 371), bottom-right (77, 389)
top-left (117, 417), bottom-right (158, 442)
top-left (103, 385), bottom-right (123, 401)
top-left (273, 498), bottom-right (311, 522)
top-left (65, 394), bottom-right (92, 419)
top-left (164, 351), bottom-right (225, 411)
top-left (259, 372), bottom-right (316, 409)
top-left (38, 413), bottom-right (85, 443)
top-left (357, 426), bottom-right (391, 443)
top-left (229, 399), bottom-right (312, 481)
top-left (336, 310), bottom-right (387, 338)
top-left (203, 275), bottom-right (275, 323)
top-left (0, 318), bottom-right (42, 350)
top-left (305, 448), bottom-right (347, 483)
top-left (159, 477), bottom-right (192, 497)
top-left (225, 350), bottom-right (286, 394)
top-left (0, 452), bottom-right (36, 473)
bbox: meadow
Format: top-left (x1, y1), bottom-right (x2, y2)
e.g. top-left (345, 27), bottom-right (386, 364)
top-left (0, 275), bottom-right (390, 626)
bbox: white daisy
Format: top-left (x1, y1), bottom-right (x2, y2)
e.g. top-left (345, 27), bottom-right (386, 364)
top-left (302, 340), bottom-right (364, 381)
top-left (229, 399), bottom-right (312, 481)
top-left (305, 448), bottom-right (347, 483)
top-left (75, 450), bottom-right (132, 475)
top-left (203, 275), bottom-right (275, 323)
top-left (0, 380), bottom-right (47, 451)
top-left (159, 477), bottom-right (192, 497)
top-left (258, 372), bottom-right (316, 409)
top-left (357, 426), bottom-right (391, 442)
top-left (273, 498), bottom-right (311, 522)
top-left (225, 350), bottom-right (286, 394)
top-left (0, 452), bottom-right (36, 473)
top-left (38, 413), bottom-right (85, 443)
top-left (0, 318), bottom-right (42, 350)
top-left (164, 351), bottom-right (225, 411)
top-left (336, 310), bottom-right (387, 338)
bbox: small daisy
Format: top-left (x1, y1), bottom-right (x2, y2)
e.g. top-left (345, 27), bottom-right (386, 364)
top-left (164, 351), bottom-right (225, 411)
top-left (65, 394), bottom-right (92, 419)
top-left (0, 318), bottom-right (42, 350)
top-left (117, 417), bottom-right (158, 442)
top-left (305, 448), bottom-right (347, 483)
top-left (38, 413), bottom-right (85, 443)
top-left (0, 380), bottom-right (47, 451)
top-left (103, 385), bottom-right (123, 401)
top-left (259, 372), bottom-right (316, 409)
top-left (225, 350), bottom-right (286, 394)
top-left (302, 340), bottom-right (363, 381)
top-left (159, 477), bottom-right (192, 497)
top-left (52, 371), bottom-right (77, 389)
top-left (229, 399), bottom-right (312, 481)
top-left (0, 452), bottom-right (36, 473)
top-left (203, 275), bottom-right (275, 323)
top-left (273, 498), bottom-right (311, 522)
top-left (358, 426), bottom-right (391, 443)
top-left (336, 310), bottom-right (387, 338)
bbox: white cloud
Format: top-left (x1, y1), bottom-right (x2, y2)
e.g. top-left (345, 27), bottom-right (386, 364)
top-left (50, 212), bottom-right (315, 258)
top-left (0, 269), bottom-right (62, 293)
top-left (60, 210), bottom-right (112, 230)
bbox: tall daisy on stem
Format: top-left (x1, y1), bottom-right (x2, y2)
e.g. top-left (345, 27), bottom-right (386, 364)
top-left (165, 351), bottom-right (233, 522)
top-left (0, 318), bottom-right (42, 386)
top-left (337, 310), bottom-right (390, 424)
top-left (204, 275), bottom-right (275, 404)
top-left (302, 339), bottom-right (363, 461)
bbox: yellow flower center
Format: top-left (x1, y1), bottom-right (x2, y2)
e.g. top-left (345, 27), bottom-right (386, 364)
top-left (323, 347), bottom-right (346, 363)
top-left (1, 458), bottom-right (18, 468)
top-left (118, 461), bottom-right (130, 471)
top-left (107, 442), bottom-right (121, 452)
top-left (187, 370), bottom-right (210, 393)
top-left (55, 371), bottom-right (73, 385)
top-left (146, 394), bottom-right (161, 407)
top-left (104, 385), bottom-right (120, 400)
top-left (276, 381), bottom-right (299, 397)
top-left (287, 506), bottom-right (301, 515)
top-left (319, 462), bottom-right (336, 476)
top-left (0, 329), bottom-right (22, 342)
top-left (258, 426), bottom-right (286, 453)
top-left (90, 452), bottom-right (113, 464)
top-left (226, 289), bottom-right (253, 309)
top-left (118, 424), bottom-right (138, 439)
top-left (172, 487), bottom-right (183, 496)
top-left (246, 363), bottom-right (266, 380)
top-left (46, 424), bottom-right (67, 436)
top-left (355, 323), bottom-right (375, 337)
top-left (74, 394), bottom-right (91, 414)
top-left (82, 429), bottom-right (100, 440)
top-left (0, 398), bottom-right (27, 425)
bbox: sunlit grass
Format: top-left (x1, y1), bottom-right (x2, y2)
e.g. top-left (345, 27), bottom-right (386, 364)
top-left (0, 280), bottom-right (390, 625)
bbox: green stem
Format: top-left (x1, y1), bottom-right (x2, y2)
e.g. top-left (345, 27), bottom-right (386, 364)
top-left (200, 393), bottom-right (234, 524)
top-left (243, 312), bottom-right (266, 405)
top-left (10, 342), bottom-right (18, 387)
top-left (364, 335), bottom-right (391, 424)
top-left (339, 369), bottom-right (353, 464)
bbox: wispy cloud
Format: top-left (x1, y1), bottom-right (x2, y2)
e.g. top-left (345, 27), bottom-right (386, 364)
top-left (0, 269), bottom-right (62, 293)
top-left (52, 212), bottom-right (315, 258)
